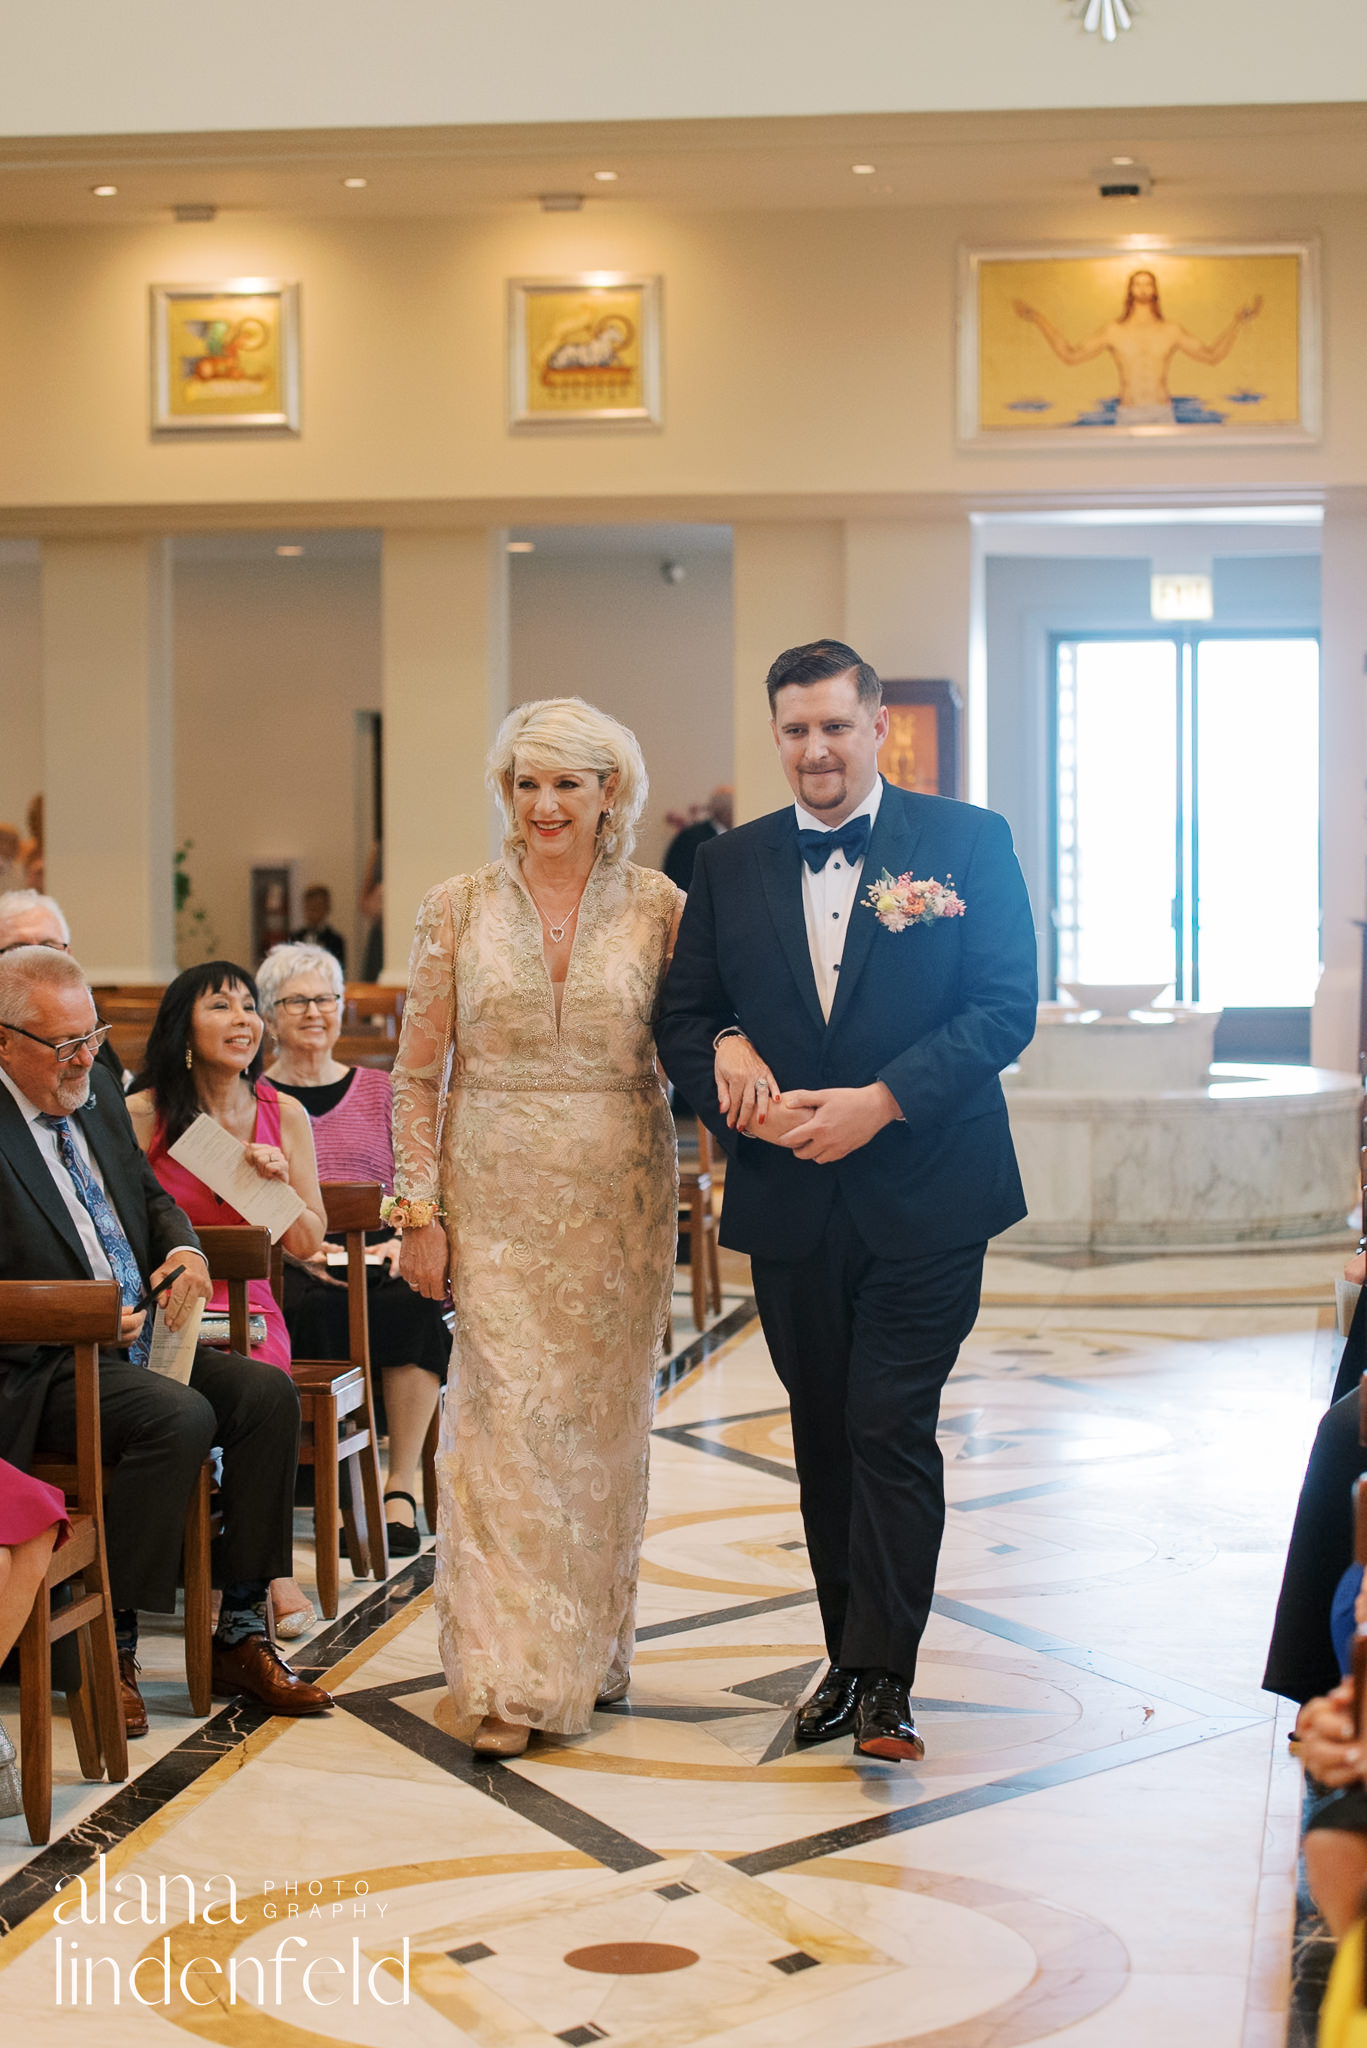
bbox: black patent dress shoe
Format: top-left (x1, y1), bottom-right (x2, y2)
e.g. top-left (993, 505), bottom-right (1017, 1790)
top-left (794, 1664), bottom-right (864, 1743)
top-left (854, 1670), bottom-right (925, 1762)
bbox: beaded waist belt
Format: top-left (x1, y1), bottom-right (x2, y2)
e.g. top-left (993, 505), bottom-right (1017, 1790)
top-left (455, 1076), bottom-right (662, 1095)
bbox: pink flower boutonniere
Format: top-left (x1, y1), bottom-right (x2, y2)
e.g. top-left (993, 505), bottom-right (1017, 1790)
top-left (864, 869), bottom-right (966, 933)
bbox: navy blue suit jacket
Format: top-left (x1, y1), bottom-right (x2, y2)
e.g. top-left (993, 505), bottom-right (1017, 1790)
top-left (654, 779), bottom-right (1038, 1260)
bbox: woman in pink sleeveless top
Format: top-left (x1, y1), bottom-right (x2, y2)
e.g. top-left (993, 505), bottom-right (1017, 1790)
top-left (127, 962), bottom-right (327, 1631)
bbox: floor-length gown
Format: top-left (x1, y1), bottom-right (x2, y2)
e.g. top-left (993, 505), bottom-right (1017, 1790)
top-left (392, 855), bottom-right (679, 1734)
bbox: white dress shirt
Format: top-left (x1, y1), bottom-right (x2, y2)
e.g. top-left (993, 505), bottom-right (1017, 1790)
top-left (795, 777), bottom-right (883, 1021)
top-left (0, 1060), bottom-right (117, 1281)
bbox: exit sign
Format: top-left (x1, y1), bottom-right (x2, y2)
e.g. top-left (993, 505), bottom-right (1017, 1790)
top-left (1151, 573), bottom-right (1214, 621)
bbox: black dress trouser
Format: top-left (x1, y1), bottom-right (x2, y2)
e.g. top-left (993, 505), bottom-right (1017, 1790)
top-left (32, 1345), bottom-right (300, 1614)
top-left (751, 1192), bottom-right (987, 1685)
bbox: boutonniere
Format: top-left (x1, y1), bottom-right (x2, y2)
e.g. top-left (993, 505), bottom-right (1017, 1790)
top-left (864, 870), bottom-right (966, 933)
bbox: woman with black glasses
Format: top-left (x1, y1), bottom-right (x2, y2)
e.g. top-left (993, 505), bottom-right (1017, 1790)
top-left (257, 943), bottom-right (449, 1565)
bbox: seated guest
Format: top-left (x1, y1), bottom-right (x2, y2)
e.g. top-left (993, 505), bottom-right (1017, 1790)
top-left (0, 888), bottom-right (127, 1085)
top-left (257, 942), bottom-right (449, 1558)
top-left (290, 886), bottom-right (347, 974)
top-left (0, 1456), bottom-right (70, 1813)
top-left (126, 962), bottom-right (328, 1638)
top-left (0, 946), bottom-right (332, 1728)
top-left (1265, 1264), bottom-right (1367, 1707)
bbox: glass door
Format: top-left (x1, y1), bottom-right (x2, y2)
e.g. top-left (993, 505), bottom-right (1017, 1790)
top-left (1052, 632), bottom-right (1320, 1026)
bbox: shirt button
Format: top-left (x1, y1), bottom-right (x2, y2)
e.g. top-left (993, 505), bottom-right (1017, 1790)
top-left (831, 911), bottom-right (840, 919)
top-left (833, 860), bottom-right (842, 870)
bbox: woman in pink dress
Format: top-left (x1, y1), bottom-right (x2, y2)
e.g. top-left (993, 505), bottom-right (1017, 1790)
top-left (127, 962), bottom-right (326, 1633)
top-left (0, 1459), bottom-right (69, 1813)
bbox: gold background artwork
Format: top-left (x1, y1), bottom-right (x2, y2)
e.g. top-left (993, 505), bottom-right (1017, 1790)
top-left (524, 284), bottom-right (646, 417)
top-left (163, 292), bottom-right (284, 419)
top-left (977, 251), bottom-right (1301, 432)
top-left (878, 705), bottom-right (941, 795)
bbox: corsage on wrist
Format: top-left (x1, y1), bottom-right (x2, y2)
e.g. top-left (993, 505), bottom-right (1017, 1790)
top-left (379, 1196), bottom-right (443, 1230)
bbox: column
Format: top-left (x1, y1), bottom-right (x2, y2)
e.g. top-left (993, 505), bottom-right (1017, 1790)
top-left (731, 523), bottom-right (844, 825)
top-left (1314, 507), bottom-right (1367, 1072)
top-left (843, 516), bottom-right (975, 796)
top-left (41, 536), bottom-right (175, 983)
top-left (381, 529), bottom-right (509, 981)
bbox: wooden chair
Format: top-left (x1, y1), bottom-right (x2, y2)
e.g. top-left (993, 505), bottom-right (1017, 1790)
top-left (343, 985), bottom-right (405, 1036)
top-left (0, 1280), bottom-right (129, 1844)
top-left (285, 1184), bottom-right (389, 1616)
top-left (677, 1123), bottom-right (723, 1331)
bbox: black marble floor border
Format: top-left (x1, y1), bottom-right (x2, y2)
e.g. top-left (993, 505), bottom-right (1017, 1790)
top-left (0, 1307), bottom-right (757, 1939)
top-left (0, 1554), bottom-right (436, 1938)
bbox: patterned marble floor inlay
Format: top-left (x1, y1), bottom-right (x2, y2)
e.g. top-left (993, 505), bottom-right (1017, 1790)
top-left (0, 1240), bottom-right (1345, 2044)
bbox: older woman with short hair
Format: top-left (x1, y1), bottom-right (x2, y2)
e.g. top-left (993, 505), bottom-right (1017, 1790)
top-left (391, 696), bottom-right (682, 1755)
top-left (257, 942), bottom-right (449, 1559)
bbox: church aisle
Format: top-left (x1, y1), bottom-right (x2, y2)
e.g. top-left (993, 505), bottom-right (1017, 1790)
top-left (0, 1244), bottom-right (1337, 2046)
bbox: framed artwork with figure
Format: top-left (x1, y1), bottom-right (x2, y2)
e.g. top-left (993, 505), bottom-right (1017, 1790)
top-left (877, 681), bottom-right (961, 799)
top-left (150, 279), bottom-right (300, 435)
top-left (508, 274), bottom-right (661, 428)
top-left (958, 240), bottom-right (1319, 447)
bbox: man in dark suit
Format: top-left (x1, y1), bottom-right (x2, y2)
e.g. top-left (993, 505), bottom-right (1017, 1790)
top-left (290, 885), bottom-right (348, 974)
top-left (662, 786), bottom-right (733, 892)
top-left (656, 641), bottom-right (1037, 1760)
top-left (0, 945), bottom-right (334, 1730)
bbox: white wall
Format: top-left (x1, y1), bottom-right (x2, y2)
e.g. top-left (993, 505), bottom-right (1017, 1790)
top-left (0, 549), bottom-right (40, 833)
top-left (508, 529), bottom-right (733, 868)
top-left (0, 1), bottom-right (1361, 135)
top-left (171, 539), bottom-right (381, 968)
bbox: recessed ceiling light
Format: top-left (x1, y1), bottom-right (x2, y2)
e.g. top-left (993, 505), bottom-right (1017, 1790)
top-left (275, 544), bottom-right (304, 558)
top-left (593, 170), bottom-right (618, 182)
top-left (506, 540), bottom-right (536, 554)
top-left (342, 176), bottom-right (368, 189)
top-left (90, 184), bottom-right (118, 198)
top-left (852, 163), bottom-right (876, 175)
top-left (1111, 155), bottom-right (1136, 166)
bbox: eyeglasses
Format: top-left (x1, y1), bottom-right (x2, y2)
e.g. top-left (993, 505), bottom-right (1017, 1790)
top-left (276, 994), bottom-right (340, 1015)
top-left (0, 938), bottom-right (70, 956)
top-left (0, 1020), bottom-right (112, 1063)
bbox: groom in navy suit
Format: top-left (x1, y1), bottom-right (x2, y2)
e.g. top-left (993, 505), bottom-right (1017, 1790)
top-left (656, 641), bottom-right (1037, 1759)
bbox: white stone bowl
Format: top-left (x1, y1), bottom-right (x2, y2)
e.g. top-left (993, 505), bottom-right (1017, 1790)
top-left (1058, 981), bottom-right (1170, 1019)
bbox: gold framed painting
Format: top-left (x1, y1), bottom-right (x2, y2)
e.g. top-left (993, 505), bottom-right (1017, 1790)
top-left (958, 240), bottom-right (1319, 447)
top-left (150, 279), bottom-right (300, 435)
top-left (508, 274), bottom-right (661, 428)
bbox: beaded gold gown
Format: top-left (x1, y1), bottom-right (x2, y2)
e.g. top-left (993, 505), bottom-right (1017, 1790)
top-left (391, 856), bottom-right (679, 1734)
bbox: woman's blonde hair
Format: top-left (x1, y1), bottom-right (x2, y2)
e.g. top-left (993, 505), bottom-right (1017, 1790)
top-left (487, 697), bottom-right (648, 864)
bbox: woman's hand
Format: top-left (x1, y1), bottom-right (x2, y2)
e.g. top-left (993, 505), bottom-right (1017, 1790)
top-left (243, 1143), bottom-right (290, 1183)
top-left (380, 1238), bottom-right (405, 1276)
top-left (399, 1221), bottom-right (449, 1301)
top-left (1297, 1679), bottom-right (1365, 1786)
top-left (714, 1034), bottom-right (782, 1132)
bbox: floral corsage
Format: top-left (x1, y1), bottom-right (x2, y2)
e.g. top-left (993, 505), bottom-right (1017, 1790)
top-left (379, 1195), bottom-right (443, 1230)
top-left (865, 870), bottom-right (966, 933)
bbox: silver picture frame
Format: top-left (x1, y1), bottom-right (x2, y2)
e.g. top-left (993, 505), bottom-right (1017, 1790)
top-left (507, 273), bottom-right (662, 429)
top-left (150, 278), bottom-right (300, 436)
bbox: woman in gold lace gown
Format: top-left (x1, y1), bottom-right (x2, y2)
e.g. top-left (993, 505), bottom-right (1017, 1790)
top-left (391, 699), bottom-right (682, 1756)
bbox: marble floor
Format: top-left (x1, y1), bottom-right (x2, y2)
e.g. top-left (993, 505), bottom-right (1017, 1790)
top-left (0, 1241), bottom-right (1349, 2046)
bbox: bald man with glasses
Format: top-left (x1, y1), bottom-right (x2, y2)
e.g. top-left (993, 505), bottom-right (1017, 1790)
top-left (0, 946), bottom-right (333, 1732)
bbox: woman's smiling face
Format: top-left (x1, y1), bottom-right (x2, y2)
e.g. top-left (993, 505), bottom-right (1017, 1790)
top-left (190, 980), bottom-right (263, 1072)
top-left (513, 759), bottom-right (616, 864)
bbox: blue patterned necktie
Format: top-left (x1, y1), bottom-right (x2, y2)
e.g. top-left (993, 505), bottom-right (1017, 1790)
top-left (39, 1113), bottom-right (151, 1366)
top-left (797, 813), bottom-right (872, 873)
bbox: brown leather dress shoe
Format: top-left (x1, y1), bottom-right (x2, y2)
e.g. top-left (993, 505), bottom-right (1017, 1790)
top-left (117, 1650), bottom-right (149, 1738)
top-left (210, 1635), bottom-right (334, 1716)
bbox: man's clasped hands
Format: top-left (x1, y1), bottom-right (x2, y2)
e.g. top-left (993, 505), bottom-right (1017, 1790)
top-left (713, 1033), bottom-right (902, 1166)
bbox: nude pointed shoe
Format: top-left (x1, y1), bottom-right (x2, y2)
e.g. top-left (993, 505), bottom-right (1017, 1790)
top-left (472, 1715), bottom-right (531, 1757)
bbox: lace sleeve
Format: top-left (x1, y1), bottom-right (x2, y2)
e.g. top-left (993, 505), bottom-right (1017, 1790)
top-left (391, 878), bottom-right (466, 1203)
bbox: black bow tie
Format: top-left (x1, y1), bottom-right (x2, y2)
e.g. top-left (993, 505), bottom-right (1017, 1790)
top-left (797, 814), bottom-right (872, 873)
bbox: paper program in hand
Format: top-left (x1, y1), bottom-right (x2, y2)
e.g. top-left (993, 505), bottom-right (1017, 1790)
top-left (167, 1114), bottom-right (306, 1243)
top-left (147, 1297), bottom-right (204, 1383)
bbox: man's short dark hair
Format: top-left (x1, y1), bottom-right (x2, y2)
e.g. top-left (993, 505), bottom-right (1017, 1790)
top-left (765, 640), bottom-right (882, 714)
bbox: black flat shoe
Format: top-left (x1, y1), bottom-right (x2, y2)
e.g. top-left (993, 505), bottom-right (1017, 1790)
top-left (794, 1664), bottom-right (864, 1743)
top-left (383, 1489), bottom-right (422, 1559)
top-left (854, 1670), bottom-right (924, 1762)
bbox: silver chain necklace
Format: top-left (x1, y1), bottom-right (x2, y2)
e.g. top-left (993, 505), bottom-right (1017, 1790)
top-left (527, 879), bottom-right (588, 944)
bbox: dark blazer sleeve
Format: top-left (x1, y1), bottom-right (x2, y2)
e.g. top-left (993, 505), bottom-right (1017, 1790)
top-left (876, 807), bottom-right (1038, 1132)
top-left (655, 846), bottom-right (739, 1157)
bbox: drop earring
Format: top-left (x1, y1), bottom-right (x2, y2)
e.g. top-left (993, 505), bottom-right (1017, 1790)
top-left (185, 1045), bottom-right (193, 1070)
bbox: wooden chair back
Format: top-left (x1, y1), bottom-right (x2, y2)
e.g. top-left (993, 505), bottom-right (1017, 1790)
top-left (343, 985), bottom-right (405, 1035)
top-left (194, 1224), bottom-right (272, 1356)
top-left (0, 1280), bottom-right (128, 1841)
